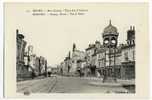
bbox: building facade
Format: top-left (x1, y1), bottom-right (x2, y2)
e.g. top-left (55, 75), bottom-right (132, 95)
top-left (59, 21), bottom-right (135, 80)
top-left (70, 44), bottom-right (85, 75)
top-left (16, 29), bottom-right (28, 80)
top-left (39, 56), bottom-right (47, 75)
top-left (84, 21), bottom-right (135, 80)
top-left (35, 56), bottom-right (40, 76)
top-left (120, 26), bottom-right (135, 79)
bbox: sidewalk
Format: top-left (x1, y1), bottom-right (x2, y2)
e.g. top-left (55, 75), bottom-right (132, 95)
top-left (81, 77), bottom-right (135, 86)
top-left (82, 77), bottom-right (135, 93)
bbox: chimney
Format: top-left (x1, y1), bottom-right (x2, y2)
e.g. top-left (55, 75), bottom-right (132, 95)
top-left (133, 26), bottom-right (135, 31)
top-left (73, 43), bottom-right (76, 52)
top-left (69, 51), bottom-right (71, 59)
top-left (16, 29), bottom-right (19, 34)
top-left (130, 26), bottom-right (132, 30)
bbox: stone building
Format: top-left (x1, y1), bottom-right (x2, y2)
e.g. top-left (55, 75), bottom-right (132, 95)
top-left (60, 61), bottom-right (69, 75)
top-left (120, 26), bottom-right (135, 79)
top-left (24, 47), bottom-right (41, 76)
top-left (70, 43), bottom-right (85, 75)
top-left (35, 56), bottom-right (41, 76)
top-left (26, 45), bottom-right (33, 71)
top-left (59, 61), bottom-right (65, 75)
top-left (16, 29), bottom-right (28, 80)
top-left (63, 56), bottom-right (71, 75)
top-left (96, 46), bottom-right (106, 77)
top-left (95, 45), bottom-right (122, 78)
top-left (44, 60), bottom-right (48, 76)
top-left (25, 49), bottom-right (47, 76)
top-left (60, 44), bottom-right (86, 76)
top-left (85, 44), bottom-right (96, 66)
top-left (59, 51), bottom-right (72, 76)
top-left (77, 59), bottom-right (87, 76)
top-left (90, 52), bottom-right (97, 76)
top-left (26, 45), bottom-right (37, 73)
top-left (30, 54), bottom-right (37, 71)
top-left (85, 41), bottom-right (101, 76)
top-left (39, 56), bottom-right (46, 75)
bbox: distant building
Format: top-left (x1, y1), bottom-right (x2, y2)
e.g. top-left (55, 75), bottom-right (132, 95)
top-left (85, 41), bottom-right (102, 76)
top-left (61, 61), bottom-right (67, 75)
top-left (26, 45), bottom-right (37, 73)
top-left (33, 56), bottom-right (40, 75)
top-left (60, 51), bottom-right (72, 75)
top-left (60, 44), bottom-right (86, 76)
top-left (51, 67), bottom-right (58, 74)
top-left (85, 44), bottom-right (96, 66)
top-left (29, 54), bottom-right (37, 71)
top-left (39, 56), bottom-right (46, 74)
top-left (96, 46), bottom-right (106, 77)
top-left (64, 56), bottom-right (71, 73)
top-left (78, 60), bottom-right (87, 76)
top-left (62, 59), bottom-right (68, 75)
top-left (70, 43), bottom-right (85, 75)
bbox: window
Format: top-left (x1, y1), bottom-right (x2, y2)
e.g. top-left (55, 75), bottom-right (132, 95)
top-left (102, 59), bottom-right (104, 67)
top-left (133, 40), bottom-right (135, 45)
top-left (133, 51), bottom-right (135, 60)
top-left (124, 52), bottom-right (128, 61)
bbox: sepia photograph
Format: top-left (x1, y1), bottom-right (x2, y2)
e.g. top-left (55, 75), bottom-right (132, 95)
top-left (4, 2), bottom-right (149, 98)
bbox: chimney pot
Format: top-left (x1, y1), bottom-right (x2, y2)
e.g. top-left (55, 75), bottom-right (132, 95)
top-left (133, 26), bottom-right (135, 31)
top-left (130, 26), bottom-right (132, 30)
top-left (16, 29), bottom-right (19, 34)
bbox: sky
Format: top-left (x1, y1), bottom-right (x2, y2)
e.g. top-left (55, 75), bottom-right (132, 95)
top-left (6, 3), bottom-right (148, 67)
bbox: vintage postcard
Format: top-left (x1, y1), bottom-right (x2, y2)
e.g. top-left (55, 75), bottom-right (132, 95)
top-left (4, 2), bottom-right (149, 98)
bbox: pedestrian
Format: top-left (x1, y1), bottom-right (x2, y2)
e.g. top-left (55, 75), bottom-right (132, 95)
top-left (78, 70), bottom-right (81, 77)
top-left (31, 71), bottom-right (35, 79)
top-left (48, 71), bottom-right (52, 77)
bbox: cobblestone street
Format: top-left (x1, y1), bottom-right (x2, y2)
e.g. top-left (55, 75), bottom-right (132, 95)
top-left (17, 75), bottom-right (134, 93)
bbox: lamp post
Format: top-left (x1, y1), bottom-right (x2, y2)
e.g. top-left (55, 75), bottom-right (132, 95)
top-left (111, 39), bottom-right (117, 82)
top-left (113, 47), bottom-right (117, 81)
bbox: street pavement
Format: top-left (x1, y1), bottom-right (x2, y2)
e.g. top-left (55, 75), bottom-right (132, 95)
top-left (17, 76), bottom-right (57, 93)
top-left (17, 75), bottom-right (134, 94)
